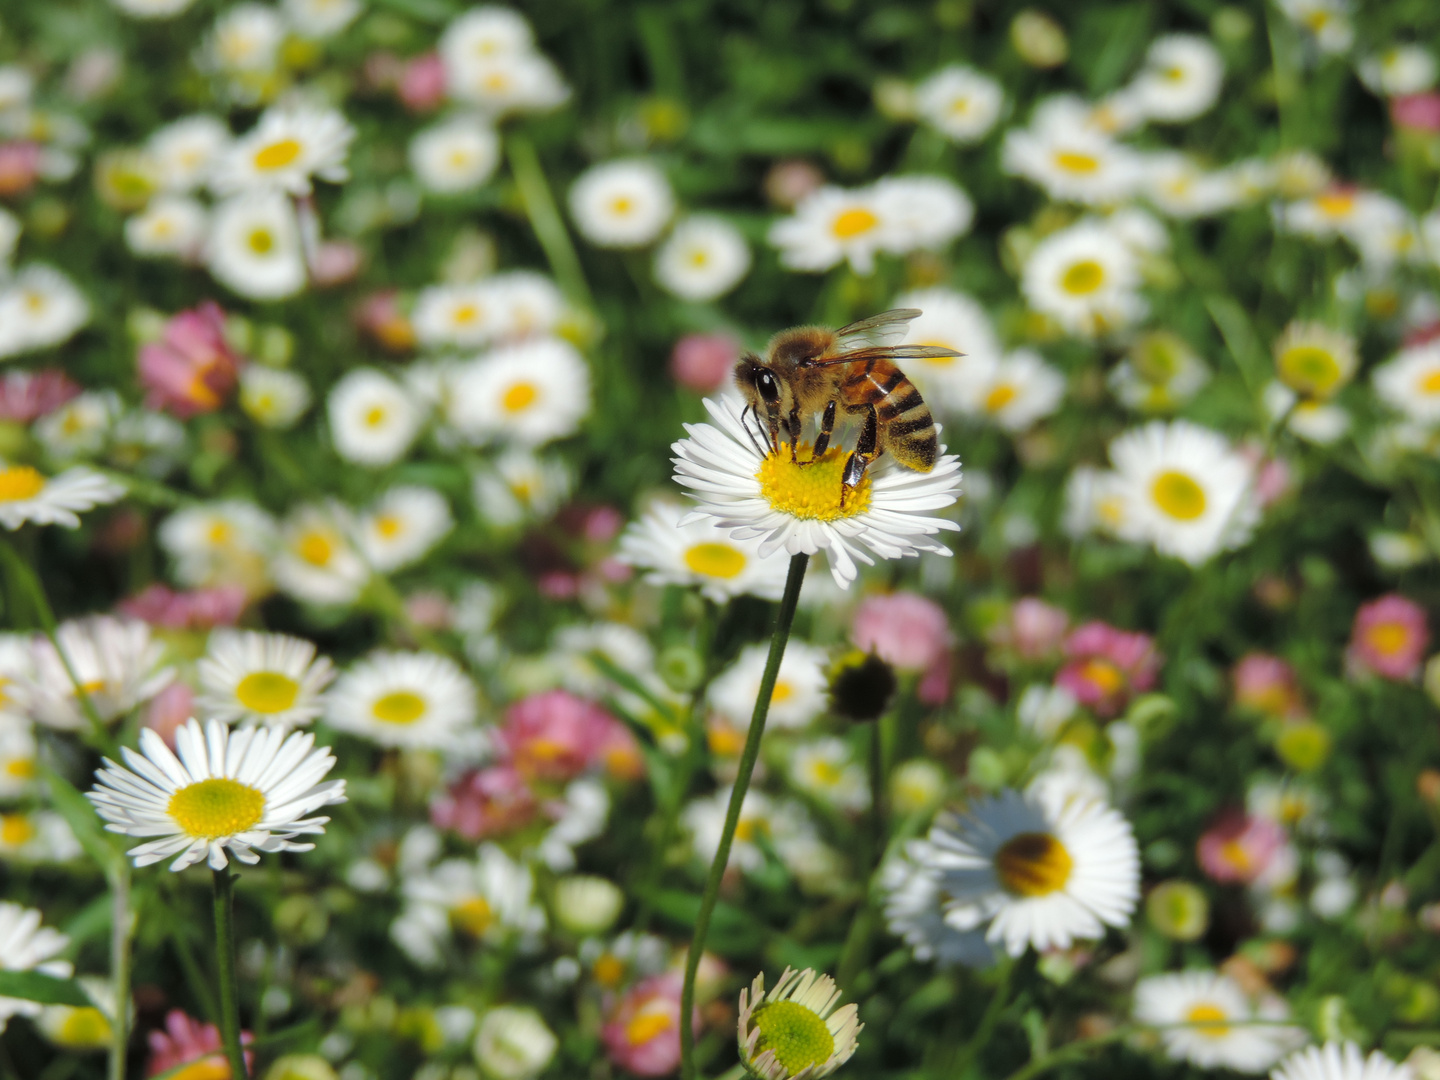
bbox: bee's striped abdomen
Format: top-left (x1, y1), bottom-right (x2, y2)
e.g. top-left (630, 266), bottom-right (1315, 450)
top-left (842, 357), bottom-right (937, 472)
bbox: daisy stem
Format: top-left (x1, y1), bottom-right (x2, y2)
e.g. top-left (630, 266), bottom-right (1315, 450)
top-left (212, 868), bottom-right (249, 1080)
top-left (952, 954), bottom-right (1022, 1076)
top-left (107, 861), bottom-right (132, 1080)
top-left (998, 1025), bottom-right (1135, 1080)
top-left (679, 552), bottom-right (809, 1080)
top-left (507, 133), bottom-right (595, 312)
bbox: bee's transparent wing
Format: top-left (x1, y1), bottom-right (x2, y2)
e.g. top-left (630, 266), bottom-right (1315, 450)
top-left (832, 308), bottom-right (922, 353)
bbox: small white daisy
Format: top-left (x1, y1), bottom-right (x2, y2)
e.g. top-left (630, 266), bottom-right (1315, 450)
top-left (965, 349), bottom-right (1066, 433)
top-left (448, 337), bottom-right (590, 446)
top-left (1129, 34), bottom-right (1225, 123)
top-left (325, 650), bottom-right (478, 749)
top-left (683, 786), bottom-right (820, 875)
top-left (1279, 187), bottom-right (1368, 240)
top-left (327, 367), bottom-right (424, 467)
top-left (1360, 45), bottom-right (1438, 97)
top-left (239, 365), bottom-right (312, 428)
top-left (412, 281), bottom-right (501, 349)
top-left (438, 5), bottom-right (534, 62)
top-left (1265, 382), bottom-right (1351, 445)
top-left (443, 49), bottom-right (570, 115)
top-left (673, 395), bottom-right (962, 589)
top-left (202, 3), bottom-right (286, 75)
top-left (197, 629), bottom-right (335, 728)
top-left (1271, 1042), bottom-right (1413, 1080)
top-left (473, 448), bottom-right (572, 527)
top-left (653, 215), bottom-right (752, 302)
top-left (1108, 420), bottom-right (1259, 565)
top-left (881, 841), bottom-right (995, 969)
top-left (271, 502), bottom-right (371, 607)
top-left (892, 286), bottom-right (1005, 415)
top-left (485, 271), bottom-right (566, 342)
top-left (569, 159), bottom-right (675, 248)
top-left (789, 737), bottom-right (869, 812)
top-left (0, 717), bottom-right (38, 800)
top-left (0, 265), bottom-right (91, 360)
top-left (0, 903), bottom-right (72, 1034)
top-left (1276, 0), bottom-right (1353, 55)
top-left (0, 461), bottom-right (124, 530)
top-left (617, 497), bottom-right (792, 602)
top-left (737, 967), bottom-right (861, 1080)
top-left (1133, 969), bottom-right (1303, 1073)
top-left (15, 616), bottom-right (173, 731)
top-left (214, 104), bottom-right (355, 196)
top-left (125, 196), bottom-right (208, 259)
top-left (0, 809), bottom-right (82, 863)
top-left (87, 717), bottom-right (346, 871)
top-left (874, 175), bottom-right (974, 255)
top-left (768, 184), bottom-right (900, 275)
top-left (207, 191), bottom-right (307, 301)
top-left (926, 786), bottom-right (1140, 957)
top-left (1001, 97), bottom-right (1146, 205)
top-left (356, 485), bottom-right (454, 572)
top-left (1374, 340), bottom-right (1440, 425)
top-left (31, 390), bottom-right (120, 463)
top-left (282, 0), bottom-right (363, 38)
top-left (1021, 219), bottom-right (1147, 337)
top-left (914, 64), bottom-right (1005, 143)
top-left (158, 499), bottom-right (277, 593)
top-left (410, 115), bottom-right (501, 195)
top-left (1143, 152), bottom-right (1239, 219)
top-left (1063, 465), bottom-right (1131, 539)
top-left (709, 641), bottom-right (830, 731)
top-left (146, 115), bottom-right (231, 193)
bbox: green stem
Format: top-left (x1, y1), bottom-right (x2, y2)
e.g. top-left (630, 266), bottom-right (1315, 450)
top-left (999, 1026), bottom-right (1134, 1080)
top-left (212, 868), bottom-right (249, 1080)
top-left (868, 717), bottom-right (887, 869)
top-left (106, 862), bottom-right (132, 1080)
top-left (952, 956), bottom-right (1019, 1077)
top-left (507, 133), bottom-right (594, 311)
top-left (679, 552), bottom-right (809, 1080)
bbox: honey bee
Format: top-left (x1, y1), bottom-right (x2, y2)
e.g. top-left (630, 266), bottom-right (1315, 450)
top-left (733, 309), bottom-right (960, 501)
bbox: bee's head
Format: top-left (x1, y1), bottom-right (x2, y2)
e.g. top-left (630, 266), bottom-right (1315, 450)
top-left (733, 354), bottom-right (782, 415)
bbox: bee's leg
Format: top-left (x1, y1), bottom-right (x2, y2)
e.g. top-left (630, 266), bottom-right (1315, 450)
top-left (740, 405), bottom-right (769, 458)
top-left (786, 404), bottom-right (804, 462)
top-left (839, 406), bottom-right (879, 508)
top-left (764, 405), bottom-right (782, 457)
top-left (800, 400), bottom-right (837, 467)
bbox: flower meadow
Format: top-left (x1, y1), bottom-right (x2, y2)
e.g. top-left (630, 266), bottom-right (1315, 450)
top-left (6, 1), bottom-right (1440, 1080)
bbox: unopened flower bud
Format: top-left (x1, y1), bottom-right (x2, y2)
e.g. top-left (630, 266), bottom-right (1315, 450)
top-left (1011, 10), bottom-right (1068, 69)
top-left (1145, 880), bottom-right (1209, 942)
top-left (552, 875), bottom-right (624, 936)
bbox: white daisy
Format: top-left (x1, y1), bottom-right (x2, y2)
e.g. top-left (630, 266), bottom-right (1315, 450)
top-left (737, 968), bottom-right (861, 1080)
top-left (1276, 0), bottom-right (1353, 54)
top-left (146, 115), bottom-right (231, 193)
top-left (158, 499), bottom-right (277, 593)
top-left (617, 497), bottom-right (792, 602)
top-left (215, 104), bottom-right (354, 196)
top-left (1109, 331), bottom-right (1210, 413)
top-left (438, 5), bottom-right (534, 62)
top-left (325, 650), bottom-right (478, 749)
top-left (197, 629), bottom-right (335, 728)
top-left (927, 786), bottom-right (1140, 957)
top-left (1360, 45), bottom-right (1437, 97)
top-left (965, 349), bottom-right (1066, 433)
top-left (448, 337), bottom-right (590, 446)
top-left (568, 159), bottom-right (675, 248)
top-left (1133, 970), bottom-right (1303, 1072)
top-left (1265, 382), bottom-right (1351, 445)
top-left (282, 0), bottom-right (363, 38)
top-left (1349, 194), bottom-right (1424, 268)
top-left (32, 390), bottom-right (120, 463)
top-left (874, 175), bottom-right (974, 255)
top-left (327, 368), bottom-right (423, 468)
top-left (0, 461), bottom-right (124, 530)
top-left (1001, 97), bottom-right (1146, 205)
top-left (207, 191), bottom-right (307, 301)
top-left (271, 502), bottom-right (370, 606)
top-left (1063, 464), bottom-right (1131, 539)
top-left (1374, 340), bottom-right (1440, 425)
top-left (892, 286), bottom-right (1005, 415)
top-left (356, 485), bottom-right (454, 571)
top-left (914, 64), bottom-right (1004, 143)
top-left (15, 616), bottom-right (173, 731)
top-left (1022, 219), bottom-right (1146, 338)
top-left (1129, 34), bottom-right (1224, 123)
top-left (412, 281), bottom-right (501, 349)
top-left (0, 903), bottom-right (72, 1034)
top-left (486, 271), bottom-right (566, 341)
top-left (0, 265), bottom-right (90, 359)
top-left (203, 3), bottom-right (286, 74)
top-left (1279, 187), bottom-right (1368, 240)
top-left (472, 449), bottom-right (572, 527)
top-left (768, 184), bottom-right (901, 276)
top-left (1273, 322), bottom-right (1356, 399)
top-left (1108, 420), bottom-right (1259, 565)
top-left (789, 737), bottom-right (869, 812)
top-left (654, 215), bottom-right (752, 302)
top-left (87, 717), bottom-right (346, 871)
top-left (125, 196), bottom-right (208, 259)
top-left (709, 641), bottom-right (829, 731)
top-left (683, 786), bottom-right (820, 875)
top-left (239, 365), bottom-right (312, 428)
top-left (443, 49), bottom-right (570, 115)
top-left (0, 810), bottom-right (82, 863)
top-left (1271, 1042), bottom-right (1413, 1080)
top-left (1143, 152), bottom-right (1239, 218)
top-left (0, 716), bottom-right (38, 800)
top-left (409, 116), bottom-right (501, 195)
top-left (881, 841), bottom-right (995, 968)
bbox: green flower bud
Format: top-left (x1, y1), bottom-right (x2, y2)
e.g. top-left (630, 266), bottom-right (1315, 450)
top-left (1145, 880), bottom-right (1209, 942)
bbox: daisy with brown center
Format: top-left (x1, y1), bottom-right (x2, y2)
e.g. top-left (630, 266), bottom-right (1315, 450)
top-left (324, 650), bottom-right (478, 749)
top-left (86, 717), bottom-right (346, 871)
top-left (0, 458), bottom-right (124, 530)
top-left (737, 967), bottom-right (861, 1080)
top-left (1133, 969), bottom-right (1303, 1072)
top-left (926, 786), bottom-right (1140, 957)
top-left (197, 629), bottom-right (335, 728)
top-left (672, 396), bottom-right (962, 589)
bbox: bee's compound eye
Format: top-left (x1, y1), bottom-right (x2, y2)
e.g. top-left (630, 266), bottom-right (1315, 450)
top-left (756, 370), bottom-right (780, 405)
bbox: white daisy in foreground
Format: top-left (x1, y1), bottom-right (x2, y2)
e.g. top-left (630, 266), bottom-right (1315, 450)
top-left (326, 650), bottom-right (478, 749)
top-left (1108, 420), bottom-right (1259, 565)
top-left (214, 104), bottom-right (355, 195)
top-left (617, 498), bottom-right (791, 602)
top-left (88, 718), bottom-right (345, 871)
top-left (709, 641), bottom-right (829, 731)
top-left (0, 462), bottom-right (124, 530)
top-left (197, 629), bottom-right (335, 728)
top-left (0, 903), bottom-right (72, 1034)
top-left (927, 786), bottom-right (1140, 957)
top-left (207, 192), bottom-right (306, 301)
top-left (239, 365), bottom-right (312, 429)
top-left (568, 159), bottom-right (675, 248)
top-left (17, 616), bottom-right (172, 731)
top-left (654, 215), bottom-right (752, 302)
top-left (449, 337), bottom-right (591, 446)
top-left (881, 841), bottom-right (995, 969)
top-left (737, 968), bottom-right (861, 1080)
top-left (1022, 219), bottom-right (1146, 337)
top-left (1133, 969), bottom-right (1303, 1073)
top-left (914, 64), bottom-right (1004, 143)
top-left (327, 367), bottom-right (423, 467)
top-left (672, 396), bottom-right (962, 588)
top-left (1373, 340), bottom-right (1440, 425)
top-left (356, 485), bottom-right (454, 571)
top-left (410, 116), bottom-right (501, 195)
top-left (1129, 34), bottom-right (1224, 123)
top-left (1271, 1041), bottom-right (1413, 1080)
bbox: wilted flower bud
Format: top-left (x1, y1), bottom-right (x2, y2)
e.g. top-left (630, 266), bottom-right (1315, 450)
top-left (828, 650), bottom-right (897, 723)
top-left (1145, 880), bottom-right (1209, 942)
top-left (473, 1007), bottom-right (557, 1080)
top-left (553, 875), bottom-right (624, 936)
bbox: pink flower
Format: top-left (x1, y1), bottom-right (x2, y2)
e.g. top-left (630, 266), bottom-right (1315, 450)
top-left (1196, 812), bottom-right (1287, 885)
top-left (137, 302), bottom-right (242, 418)
top-left (1394, 93), bottom-right (1440, 133)
top-left (0, 369), bottom-right (81, 422)
top-left (310, 240), bottom-right (363, 287)
top-left (1348, 594), bottom-right (1429, 681)
top-left (399, 52), bottom-right (447, 111)
top-left (601, 973), bottom-right (698, 1077)
top-left (764, 159), bottom-right (825, 209)
top-left (1233, 653), bottom-right (1304, 718)
top-left (500, 690), bottom-right (639, 782)
top-left (670, 334), bottom-right (739, 394)
top-left (146, 1010), bottom-right (252, 1078)
top-left (0, 142), bottom-right (41, 196)
top-left (989, 597), bottom-right (1070, 661)
top-left (118, 584), bottom-right (247, 630)
top-left (917, 653), bottom-right (952, 706)
top-left (852, 591), bottom-right (952, 673)
top-left (430, 764), bottom-right (539, 840)
top-left (1055, 621), bottom-right (1160, 718)
top-left (583, 505), bottom-right (624, 544)
top-left (144, 683), bottom-right (195, 747)
top-left (404, 590), bottom-right (453, 630)
top-left (355, 290), bottom-right (415, 352)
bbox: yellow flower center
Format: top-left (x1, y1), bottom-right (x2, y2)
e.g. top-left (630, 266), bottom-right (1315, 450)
top-left (707, 724), bottom-right (743, 756)
top-left (688, 248), bottom-right (710, 268)
top-left (1367, 621), bottom-right (1410, 657)
top-left (254, 138), bottom-right (302, 171)
top-left (1219, 839), bottom-right (1253, 874)
top-left (296, 531), bottom-right (334, 566)
top-left (1077, 658), bottom-right (1124, 695)
top-left (753, 1000), bottom-right (836, 1077)
top-left (948, 96), bottom-right (972, 116)
top-left (167, 778), bottom-right (266, 839)
top-left (831, 207), bottom-right (879, 240)
top-left (593, 953), bottom-right (626, 987)
top-left (1419, 369), bottom-right (1440, 395)
top-left (1150, 470), bottom-right (1207, 521)
top-left (0, 465), bottom-right (45, 503)
top-left (248, 228), bottom-right (275, 255)
top-left (372, 690), bottom-right (426, 725)
top-left (1053, 150), bottom-right (1101, 174)
top-left (625, 1004), bottom-right (673, 1046)
top-left (170, 1059), bottom-right (233, 1080)
top-left (0, 813), bottom-right (34, 846)
top-left (994, 831), bottom-right (1073, 897)
top-left (5, 757), bottom-right (36, 779)
top-left (364, 405), bottom-right (388, 427)
top-left (207, 521), bottom-right (233, 545)
top-left (610, 195), bottom-right (635, 217)
top-left (1061, 259), bottom-right (1105, 295)
top-left (452, 302), bottom-right (480, 325)
top-left (1315, 191), bottom-right (1354, 217)
top-left (771, 681), bottom-right (793, 704)
top-left (234, 671), bottom-right (300, 714)
top-left (56, 1006), bottom-right (112, 1049)
top-left (451, 896), bottom-right (493, 936)
top-left (683, 542), bottom-right (746, 579)
top-left (734, 816), bottom-right (768, 843)
top-left (1185, 1003), bottom-right (1231, 1038)
top-left (810, 759), bottom-right (843, 785)
top-left (1278, 345), bottom-right (1343, 396)
top-left (502, 381), bottom-right (539, 413)
top-left (984, 384), bottom-right (1018, 413)
top-left (375, 514), bottom-right (404, 539)
top-left (755, 445), bottom-right (872, 522)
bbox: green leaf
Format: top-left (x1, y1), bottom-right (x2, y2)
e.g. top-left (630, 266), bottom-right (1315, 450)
top-left (0, 970), bottom-right (91, 1007)
top-left (42, 764), bottom-right (123, 877)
